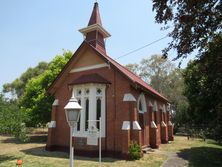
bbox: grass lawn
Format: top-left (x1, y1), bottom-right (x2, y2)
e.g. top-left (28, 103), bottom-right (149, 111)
top-left (0, 134), bottom-right (166, 167)
top-left (0, 133), bottom-right (222, 167)
top-left (159, 136), bottom-right (222, 167)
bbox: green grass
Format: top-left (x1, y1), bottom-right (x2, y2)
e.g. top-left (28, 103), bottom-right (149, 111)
top-left (160, 136), bottom-right (222, 167)
top-left (0, 135), bottom-right (166, 167)
top-left (1, 134), bottom-right (221, 167)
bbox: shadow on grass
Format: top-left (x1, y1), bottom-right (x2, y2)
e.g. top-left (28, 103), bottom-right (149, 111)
top-left (21, 146), bottom-right (118, 163)
top-left (206, 140), bottom-right (222, 147)
top-left (1, 135), bottom-right (47, 144)
top-left (177, 146), bottom-right (222, 167)
top-left (0, 155), bottom-right (17, 163)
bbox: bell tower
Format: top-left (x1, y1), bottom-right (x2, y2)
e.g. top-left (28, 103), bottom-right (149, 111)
top-left (79, 2), bottom-right (111, 54)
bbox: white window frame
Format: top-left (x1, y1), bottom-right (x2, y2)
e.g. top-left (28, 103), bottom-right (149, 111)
top-left (72, 83), bottom-right (106, 137)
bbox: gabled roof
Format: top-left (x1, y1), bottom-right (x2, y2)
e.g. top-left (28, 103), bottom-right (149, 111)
top-left (47, 41), bottom-right (168, 102)
top-left (89, 43), bottom-right (169, 102)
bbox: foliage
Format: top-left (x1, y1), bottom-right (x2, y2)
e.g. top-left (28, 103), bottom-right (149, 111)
top-left (152, 0), bottom-right (222, 60)
top-left (14, 123), bottom-right (30, 143)
top-left (126, 55), bottom-right (188, 127)
top-left (139, 55), bottom-right (175, 93)
top-left (125, 63), bottom-right (140, 76)
top-left (183, 35), bottom-right (222, 141)
top-left (19, 51), bottom-right (72, 126)
top-left (0, 94), bottom-right (19, 134)
top-left (0, 93), bottom-right (29, 142)
top-left (128, 141), bottom-right (142, 160)
top-left (3, 62), bottom-right (48, 98)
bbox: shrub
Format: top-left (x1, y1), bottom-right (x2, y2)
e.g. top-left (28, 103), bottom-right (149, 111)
top-left (14, 123), bottom-right (30, 143)
top-left (128, 141), bottom-right (142, 160)
top-left (0, 96), bottom-right (30, 142)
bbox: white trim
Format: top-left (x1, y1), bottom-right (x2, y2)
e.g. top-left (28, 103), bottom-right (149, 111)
top-left (151, 121), bottom-right (157, 128)
top-left (161, 121), bottom-right (167, 127)
top-left (122, 121), bottom-right (130, 130)
top-left (123, 93), bottom-right (136, 102)
top-left (163, 104), bottom-right (166, 112)
top-left (122, 121), bottom-right (143, 130)
top-left (70, 63), bottom-right (109, 73)
top-left (133, 121), bottom-right (141, 130)
top-left (137, 93), bottom-right (147, 113)
top-left (72, 84), bottom-right (106, 138)
top-left (52, 99), bottom-right (59, 106)
top-left (79, 23), bottom-right (111, 38)
top-left (159, 104), bottom-right (167, 112)
top-left (153, 101), bottom-right (158, 112)
top-left (168, 121), bottom-right (173, 126)
top-left (149, 101), bottom-right (153, 107)
top-left (48, 121), bottom-right (56, 128)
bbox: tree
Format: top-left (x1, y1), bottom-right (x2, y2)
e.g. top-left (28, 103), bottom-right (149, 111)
top-left (125, 63), bottom-right (140, 76)
top-left (0, 93), bottom-right (29, 142)
top-left (3, 62), bottom-right (48, 98)
top-left (183, 35), bottom-right (222, 141)
top-left (125, 55), bottom-right (188, 128)
top-left (152, 0), bottom-right (222, 60)
top-left (139, 55), bottom-right (175, 94)
top-left (19, 51), bottom-right (72, 126)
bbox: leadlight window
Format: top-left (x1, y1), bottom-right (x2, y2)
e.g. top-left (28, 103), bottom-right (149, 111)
top-left (85, 89), bottom-right (90, 95)
top-left (72, 85), bottom-right (106, 138)
top-left (96, 88), bottom-right (102, 96)
top-left (77, 89), bottom-right (82, 96)
top-left (85, 98), bottom-right (89, 131)
top-left (139, 100), bottom-right (143, 111)
top-left (96, 98), bottom-right (101, 129)
top-left (77, 99), bottom-right (81, 131)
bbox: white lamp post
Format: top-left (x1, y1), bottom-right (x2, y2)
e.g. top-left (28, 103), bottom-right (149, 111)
top-left (64, 97), bottom-right (82, 167)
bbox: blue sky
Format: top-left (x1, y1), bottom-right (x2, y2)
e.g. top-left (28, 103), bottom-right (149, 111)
top-left (0, 0), bottom-right (194, 91)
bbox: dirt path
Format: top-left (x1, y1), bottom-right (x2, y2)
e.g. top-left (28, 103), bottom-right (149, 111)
top-left (160, 152), bottom-right (188, 167)
top-left (149, 150), bottom-right (188, 167)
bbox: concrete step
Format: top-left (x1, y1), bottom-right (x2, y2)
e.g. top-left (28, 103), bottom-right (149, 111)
top-left (142, 147), bottom-right (154, 153)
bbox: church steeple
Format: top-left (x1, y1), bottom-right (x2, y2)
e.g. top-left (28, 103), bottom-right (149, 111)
top-left (88, 2), bottom-right (102, 26)
top-left (79, 2), bottom-right (111, 54)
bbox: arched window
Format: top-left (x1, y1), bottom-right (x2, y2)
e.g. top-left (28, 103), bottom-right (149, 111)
top-left (137, 94), bottom-right (147, 113)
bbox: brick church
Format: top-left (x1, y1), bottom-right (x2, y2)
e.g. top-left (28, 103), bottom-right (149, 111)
top-left (46, 2), bottom-right (174, 158)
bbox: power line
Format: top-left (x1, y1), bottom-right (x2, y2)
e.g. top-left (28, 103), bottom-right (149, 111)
top-left (115, 35), bottom-right (168, 60)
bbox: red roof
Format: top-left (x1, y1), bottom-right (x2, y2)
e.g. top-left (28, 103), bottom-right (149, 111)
top-left (48, 41), bottom-right (168, 102)
top-left (87, 42), bottom-right (168, 101)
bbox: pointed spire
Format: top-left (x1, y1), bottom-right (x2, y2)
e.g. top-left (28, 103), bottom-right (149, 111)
top-left (79, 2), bottom-right (110, 54)
top-left (88, 2), bottom-right (102, 26)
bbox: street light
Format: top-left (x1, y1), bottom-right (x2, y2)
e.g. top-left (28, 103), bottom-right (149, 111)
top-left (64, 97), bottom-right (82, 167)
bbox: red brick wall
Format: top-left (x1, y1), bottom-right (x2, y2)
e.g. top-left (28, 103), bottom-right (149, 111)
top-left (48, 66), bottom-right (132, 154)
top-left (46, 65), bottom-right (173, 156)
